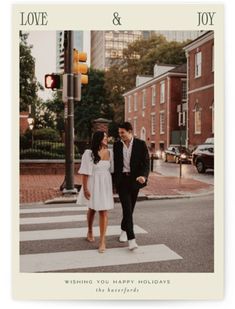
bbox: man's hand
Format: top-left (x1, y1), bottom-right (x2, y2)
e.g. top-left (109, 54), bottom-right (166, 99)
top-left (136, 176), bottom-right (146, 184)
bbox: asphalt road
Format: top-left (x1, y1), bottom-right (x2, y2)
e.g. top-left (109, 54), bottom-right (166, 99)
top-left (153, 159), bottom-right (214, 185)
top-left (20, 194), bottom-right (214, 273)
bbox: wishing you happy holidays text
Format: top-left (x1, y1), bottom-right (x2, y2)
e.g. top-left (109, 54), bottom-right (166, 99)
top-left (65, 279), bottom-right (171, 294)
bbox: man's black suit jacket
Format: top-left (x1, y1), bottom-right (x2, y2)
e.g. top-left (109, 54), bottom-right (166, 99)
top-left (113, 137), bottom-right (150, 190)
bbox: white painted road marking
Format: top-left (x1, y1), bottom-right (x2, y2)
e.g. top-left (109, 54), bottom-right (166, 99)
top-left (20, 225), bottom-right (147, 241)
top-left (20, 215), bottom-right (87, 225)
top-left (20, 206), bottom-right (88, 214)
top-left (20, 244), bottom-right (183, 272)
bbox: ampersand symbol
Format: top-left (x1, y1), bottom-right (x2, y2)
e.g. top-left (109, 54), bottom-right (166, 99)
top-left (112, 12), bottom-right (122, 26)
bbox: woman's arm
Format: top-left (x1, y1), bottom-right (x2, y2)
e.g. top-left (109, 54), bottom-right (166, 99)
top-left (82, 174), bottom-right (91, 200)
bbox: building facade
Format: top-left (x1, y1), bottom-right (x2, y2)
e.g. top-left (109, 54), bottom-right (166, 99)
top-left (154, 30), bottom-right (204, 42)
top-left (91, 31), bottom-right (144, 70)
top-left (91, 31), bottom-right (203, 71)
top-left (123, 64), bottom-right (187, 153)
top-left (184, 31), bottom-right (214, 149)
top-left (56, 31), bottom-right (91, 73)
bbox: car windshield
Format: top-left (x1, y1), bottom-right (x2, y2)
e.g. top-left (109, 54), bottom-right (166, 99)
top-left (177, 147), bottom-right (191, 154)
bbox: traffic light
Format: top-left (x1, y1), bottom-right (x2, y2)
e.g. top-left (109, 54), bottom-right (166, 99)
top-left (73, 48), bottom-right (88, 84)
top-left (44, 74), bottom-right (61, 90)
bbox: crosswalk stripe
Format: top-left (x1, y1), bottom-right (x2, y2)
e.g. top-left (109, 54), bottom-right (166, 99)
top-left (20, 206), bottom-right (88, 214)
top-left (20, 244), bottom-right (183, 272)
top-left (20, 215), bottom-right (87, 225)
top-left (20, 225), bottom-right (147, 241)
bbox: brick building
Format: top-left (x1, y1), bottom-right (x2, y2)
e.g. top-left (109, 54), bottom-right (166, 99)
top-left (20, 112), bottom-right (29, 134)
top-left (183, 31), bottom-right (214, 149)
top-left (123, 63), bottom-right (187, 153)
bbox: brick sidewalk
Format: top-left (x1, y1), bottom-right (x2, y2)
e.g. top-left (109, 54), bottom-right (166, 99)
top-left (20, 173), bottom-right (213, 204)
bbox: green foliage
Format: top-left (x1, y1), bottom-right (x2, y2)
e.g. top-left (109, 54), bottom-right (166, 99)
top-left (74, 68), bottom-right (113, 142)
top-left (105, 34), bottom-right (189, 124)
top-left (20, 148), bottom-right (64, 159)
top-left (42, 92), bottom-right (65, 132)
top-left (120, 34), bottom-right (187, 90)
top-left (19, 31), bottom-right (43, 112)
top-left (33, 128), bottom-right (61, 141)
top-left (20, 134), bottom-right (31, 149)
top-left (20, 140), bottom-right (80, 159)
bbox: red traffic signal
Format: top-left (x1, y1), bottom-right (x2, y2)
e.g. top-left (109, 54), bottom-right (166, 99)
top-left (45, 74), bottom-right (61, 90)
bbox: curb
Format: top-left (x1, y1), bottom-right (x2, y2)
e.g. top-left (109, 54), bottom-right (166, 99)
top-left (42, 190), bottom-right (214, 205)
top-left (145, 190), bottom-right (214, 200)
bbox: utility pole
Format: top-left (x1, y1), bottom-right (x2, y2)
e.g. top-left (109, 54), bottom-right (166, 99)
top-left (63, 31), bottom-right (76, 193)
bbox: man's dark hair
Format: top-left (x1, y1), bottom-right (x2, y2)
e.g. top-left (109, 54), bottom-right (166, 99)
top-left (118, 122), bottom-right (133, 132)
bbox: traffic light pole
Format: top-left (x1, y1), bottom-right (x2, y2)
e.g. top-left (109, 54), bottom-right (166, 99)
top-left (63, 31), bottom-right (76, 193)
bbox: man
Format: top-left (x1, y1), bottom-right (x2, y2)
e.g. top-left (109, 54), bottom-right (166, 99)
top-left (113, 122), bottom-right (150, 250)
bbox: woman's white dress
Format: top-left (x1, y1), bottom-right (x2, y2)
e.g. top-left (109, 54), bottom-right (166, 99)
top-left (76, 149), bottom-right (114, 210)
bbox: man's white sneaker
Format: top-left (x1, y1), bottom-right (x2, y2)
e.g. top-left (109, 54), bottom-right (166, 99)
top-left (128, 239), bottom-right (138, 250)
top-left (119, 230), bottom-right (128, 242)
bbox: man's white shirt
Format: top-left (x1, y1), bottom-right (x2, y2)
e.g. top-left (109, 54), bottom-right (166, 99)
top-left (121, 136), bottom-right (134, 173)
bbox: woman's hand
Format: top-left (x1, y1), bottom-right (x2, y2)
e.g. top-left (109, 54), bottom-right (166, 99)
top-left (136, 176), bottom-right (146, 184)
top-left (84, 188), bottom-right (91, 200)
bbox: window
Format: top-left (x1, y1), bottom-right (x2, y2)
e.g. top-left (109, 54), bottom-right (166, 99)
top-left (105, 51), bottom-right (110, 57)
top-left (151, 85), bottom-right (156, 105)
top-left (160, 81), bottom-right (165, 103)
top-left (110, 50), bottom-right (118, 58)
top-left (182, 81), bottom-right (187, 101)
top-left (119, 42), bottom-right (123, 49)
top-left (194, 103), bottom-right (201, 134)
top-left (133, 117), bottom-right (137, 136)
top-left (195, 51), bottom-right (202, 78)
top-left (105, 41), bottom-right (113, 48)
top-left (140, 127), bottom-right (146, 141)
top-left (160, 112), bottom-right (165, 134)
top-left (142, 89), bottom-right (146, 109)
top-left (118, 50), bottom-right (123, 57)
top-left (151, 114), bottom-right (156, 135)
top-left (212, 44), bottom-right (214, 72)
top-left (128, 96), bottom-right (131, 112)
top-left (178, 111), bottom-right (186, 126)
top-left (134, 93), bottom-right (138, 111)
top-left (105, 32), bottom-right (113, 40)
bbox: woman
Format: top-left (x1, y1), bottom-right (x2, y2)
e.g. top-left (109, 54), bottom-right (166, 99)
top-left (77, 131), bottom-right (114, 253)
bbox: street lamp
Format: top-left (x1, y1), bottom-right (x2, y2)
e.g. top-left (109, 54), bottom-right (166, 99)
top-left (27, 116), bottom-right (34, 147)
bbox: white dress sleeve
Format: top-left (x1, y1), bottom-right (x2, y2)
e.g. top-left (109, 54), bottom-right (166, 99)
top-left (109, 148), bottom-right (114, 173)
top-left (78, 149), bottom-right (93, 175)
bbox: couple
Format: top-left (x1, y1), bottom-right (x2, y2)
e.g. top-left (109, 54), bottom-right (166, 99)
top-left (77, 122), bottom-right (150, 253)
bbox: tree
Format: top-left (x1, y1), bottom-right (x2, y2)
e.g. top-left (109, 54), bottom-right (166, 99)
top-left (74, 68), bottom-right (113, 142)
top-left (120, 34), bottom-right (188, 90)
top-left (105, 34), bottom-right (190, 124)
top-left (104, 64), bottom-right (125, 125)
top-left (19, 31), bottom-right (43, 112)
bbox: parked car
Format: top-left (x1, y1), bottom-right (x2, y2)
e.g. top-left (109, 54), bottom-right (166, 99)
top-left (192, 144), bottom-right (214, 173)
top-left (162, 146), bottom-right (192, 164)
top-left (204, 137), bottom-right (214, 144)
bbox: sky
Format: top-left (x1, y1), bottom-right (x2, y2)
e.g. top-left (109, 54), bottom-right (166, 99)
top-left (27, 31), bottom-right (57, 100)
top-left (27, 30), bottom-right (91, 101)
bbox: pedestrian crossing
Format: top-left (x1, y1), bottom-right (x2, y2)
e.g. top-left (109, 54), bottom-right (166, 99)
top-left (20, 203), bottom-right (183, 272)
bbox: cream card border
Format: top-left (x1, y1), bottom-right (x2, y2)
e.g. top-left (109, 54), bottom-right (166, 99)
top-left (12, 4), bottom-right (224, 300)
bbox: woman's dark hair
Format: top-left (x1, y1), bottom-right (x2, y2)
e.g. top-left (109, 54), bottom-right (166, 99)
top-left (91, 131), bottom-right (105, 164)
top-left (118, 122), bottom-right (133, 132)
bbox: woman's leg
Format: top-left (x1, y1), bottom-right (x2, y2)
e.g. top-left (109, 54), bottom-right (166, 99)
top-left (98, 210), bottom-right (108, 252)
top-left (87, 208), bottom-right (96, 242)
